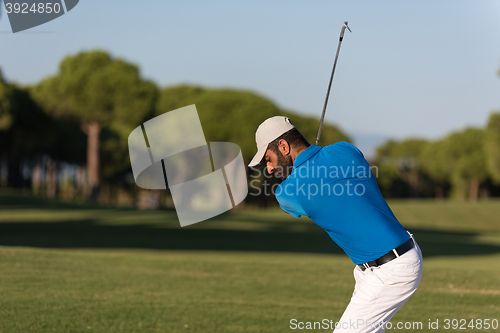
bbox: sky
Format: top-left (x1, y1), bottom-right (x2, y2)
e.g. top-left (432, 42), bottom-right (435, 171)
top-left (1, 0), bottom-right (500, 156)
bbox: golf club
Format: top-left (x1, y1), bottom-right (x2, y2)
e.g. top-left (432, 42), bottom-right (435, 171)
top-left (315, 21), bottom-right (351, 146)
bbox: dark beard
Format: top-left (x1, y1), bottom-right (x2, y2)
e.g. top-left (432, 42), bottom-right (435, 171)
top-left (273, 153), bottom-right (294, 180)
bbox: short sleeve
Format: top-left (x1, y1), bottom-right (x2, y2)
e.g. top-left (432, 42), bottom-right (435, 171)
top-left (279, 203), bottom-right (302, 218)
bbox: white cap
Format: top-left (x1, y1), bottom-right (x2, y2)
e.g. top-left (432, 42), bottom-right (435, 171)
top-left (248, 116), bottom-right (295, 167)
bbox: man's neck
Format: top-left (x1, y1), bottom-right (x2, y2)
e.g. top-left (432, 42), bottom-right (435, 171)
top-left (290, 144), bottom-right (311, 164)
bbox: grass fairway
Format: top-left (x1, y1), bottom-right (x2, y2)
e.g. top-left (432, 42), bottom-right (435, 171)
top-left (1, 192), bottom-right (500, 332)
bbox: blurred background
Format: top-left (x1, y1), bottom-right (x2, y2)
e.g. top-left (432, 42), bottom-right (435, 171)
top-left (1, 1), bottom-right (500, 332)
top-left (1, 1), bottom-right (500, 205)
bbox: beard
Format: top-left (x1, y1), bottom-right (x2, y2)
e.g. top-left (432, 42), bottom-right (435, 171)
top-left (273, 153), bottom-right (294, 180)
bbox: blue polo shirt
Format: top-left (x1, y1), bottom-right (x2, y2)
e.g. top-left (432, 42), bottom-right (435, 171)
top-left (275, 142), bottom-right (410, 265)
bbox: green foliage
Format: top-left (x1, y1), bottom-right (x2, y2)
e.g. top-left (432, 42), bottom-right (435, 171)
top-left (377, 139), bottom-right (429, 167)
top-left (33, 51), bottom-right (157, 129)
top-left (0, 84), bottom-right (56, 159)
top-left (443, 128), bottom-right (489, 198)
top-left (378, 128), bottom-right (491, 199)
top-left (375, 163), bottom-right (409, 198)
top-left (156, 85), bottom-right (350, 162)
top-left (99, 127), bottom-right (131, 180)
top-left (30, 50), bottom-right (158, 185)
top-left (0, 69), bottom-right (13, 131)
top-left (375, 138), bottom-right (429, 197)
top-left (420, 140), bottom-right (450, 185)
top-left (3, 50), bottom-right (499, 201)
top-left (485, 112), bottom-right (500, 184)
top-left (281, 110), bottom-right (351, 146)
top-left (157, 86), bottom-right (282, 162)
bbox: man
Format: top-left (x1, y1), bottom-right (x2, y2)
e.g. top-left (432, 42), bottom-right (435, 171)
top-left (248, 116), bottom-right (423, 333)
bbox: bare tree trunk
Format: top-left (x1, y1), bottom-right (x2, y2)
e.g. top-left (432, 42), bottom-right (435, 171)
top-left (469, 179), bottom-right (479, 202)
top-left (480, 187), bottom-right (489, 200)
top-left (407, 171), bottom-right (419, 198)
top-left (32, 157), bottom-right (42, 195)
top-left (76, 166), bottom-right (87, 199)
top-left (435, 185), bottom-right (444, 200)
top-left (46, 158), bottom-right (57, 198)
top-left (85, 120), bottom-right (101, 201)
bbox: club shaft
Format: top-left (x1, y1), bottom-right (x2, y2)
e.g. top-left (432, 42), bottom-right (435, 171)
top-left (315, 24), bottom-right (348, 146)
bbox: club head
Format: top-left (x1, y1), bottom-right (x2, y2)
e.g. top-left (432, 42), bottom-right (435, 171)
top-left (343, 21), bottom-right (352, 33)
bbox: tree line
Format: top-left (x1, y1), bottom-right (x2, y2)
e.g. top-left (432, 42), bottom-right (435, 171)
top-left (0, 50), bottom-right (349, 207)
top-left (2, 50), bottom-right (498, 206)
top-left (374, 113), bottom-right (500, 200)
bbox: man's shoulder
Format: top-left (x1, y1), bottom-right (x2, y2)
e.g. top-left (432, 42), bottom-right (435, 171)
top-left (322, 141), bottom-right (364, 158)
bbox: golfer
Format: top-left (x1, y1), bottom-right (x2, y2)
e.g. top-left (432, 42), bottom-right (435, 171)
top-left (248, 116), bottom-right (423, 333)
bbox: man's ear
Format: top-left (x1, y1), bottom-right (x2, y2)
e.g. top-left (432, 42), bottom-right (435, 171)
top-left (278, 139), bottom-right (290, 156)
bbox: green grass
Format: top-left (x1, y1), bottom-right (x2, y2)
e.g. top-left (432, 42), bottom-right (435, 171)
top-left (1, 192), bottom-right (500, 332)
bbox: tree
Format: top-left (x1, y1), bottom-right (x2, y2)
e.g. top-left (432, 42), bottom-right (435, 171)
top-left (32, 51), bottom-right (157, 199)
top-left (442, 128), bottom-right (489, 201)
top-left (0, 82), bottom-right (57, 188)
top-left (420, 139), bottom-right (451, 198)
top-left (156, 85), bottom-right (350, 208)
top-left (0, 69), bottom-right (13, 131)
top-left (157, 86), bottom-right (283, 162)
top-left (281, 110), bottom-right (350, 147)
top-left (485, 112), bottom-right (500, 184)
top-left (375, 139), bottom-right (429, 197)
top-left (156, 85), bottom-right (350, 162)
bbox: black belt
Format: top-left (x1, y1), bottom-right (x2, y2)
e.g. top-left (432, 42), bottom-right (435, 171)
top-left (358, 238), bottom-right (415, 271)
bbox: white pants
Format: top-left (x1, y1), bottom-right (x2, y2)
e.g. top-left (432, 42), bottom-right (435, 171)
top-left (333, 238), bottom-right (423, 333)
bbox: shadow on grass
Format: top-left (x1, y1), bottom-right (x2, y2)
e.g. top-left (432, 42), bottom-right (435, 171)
top-left (1, 192), bottom-right (500, 258)
top-left (1, 219), bottom-right (500, 258)
top-left (0, 190), bottom-right (125, 211)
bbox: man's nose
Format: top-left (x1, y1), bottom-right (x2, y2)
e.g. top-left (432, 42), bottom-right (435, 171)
top-left (267, 162), bottom-right (274, 174)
